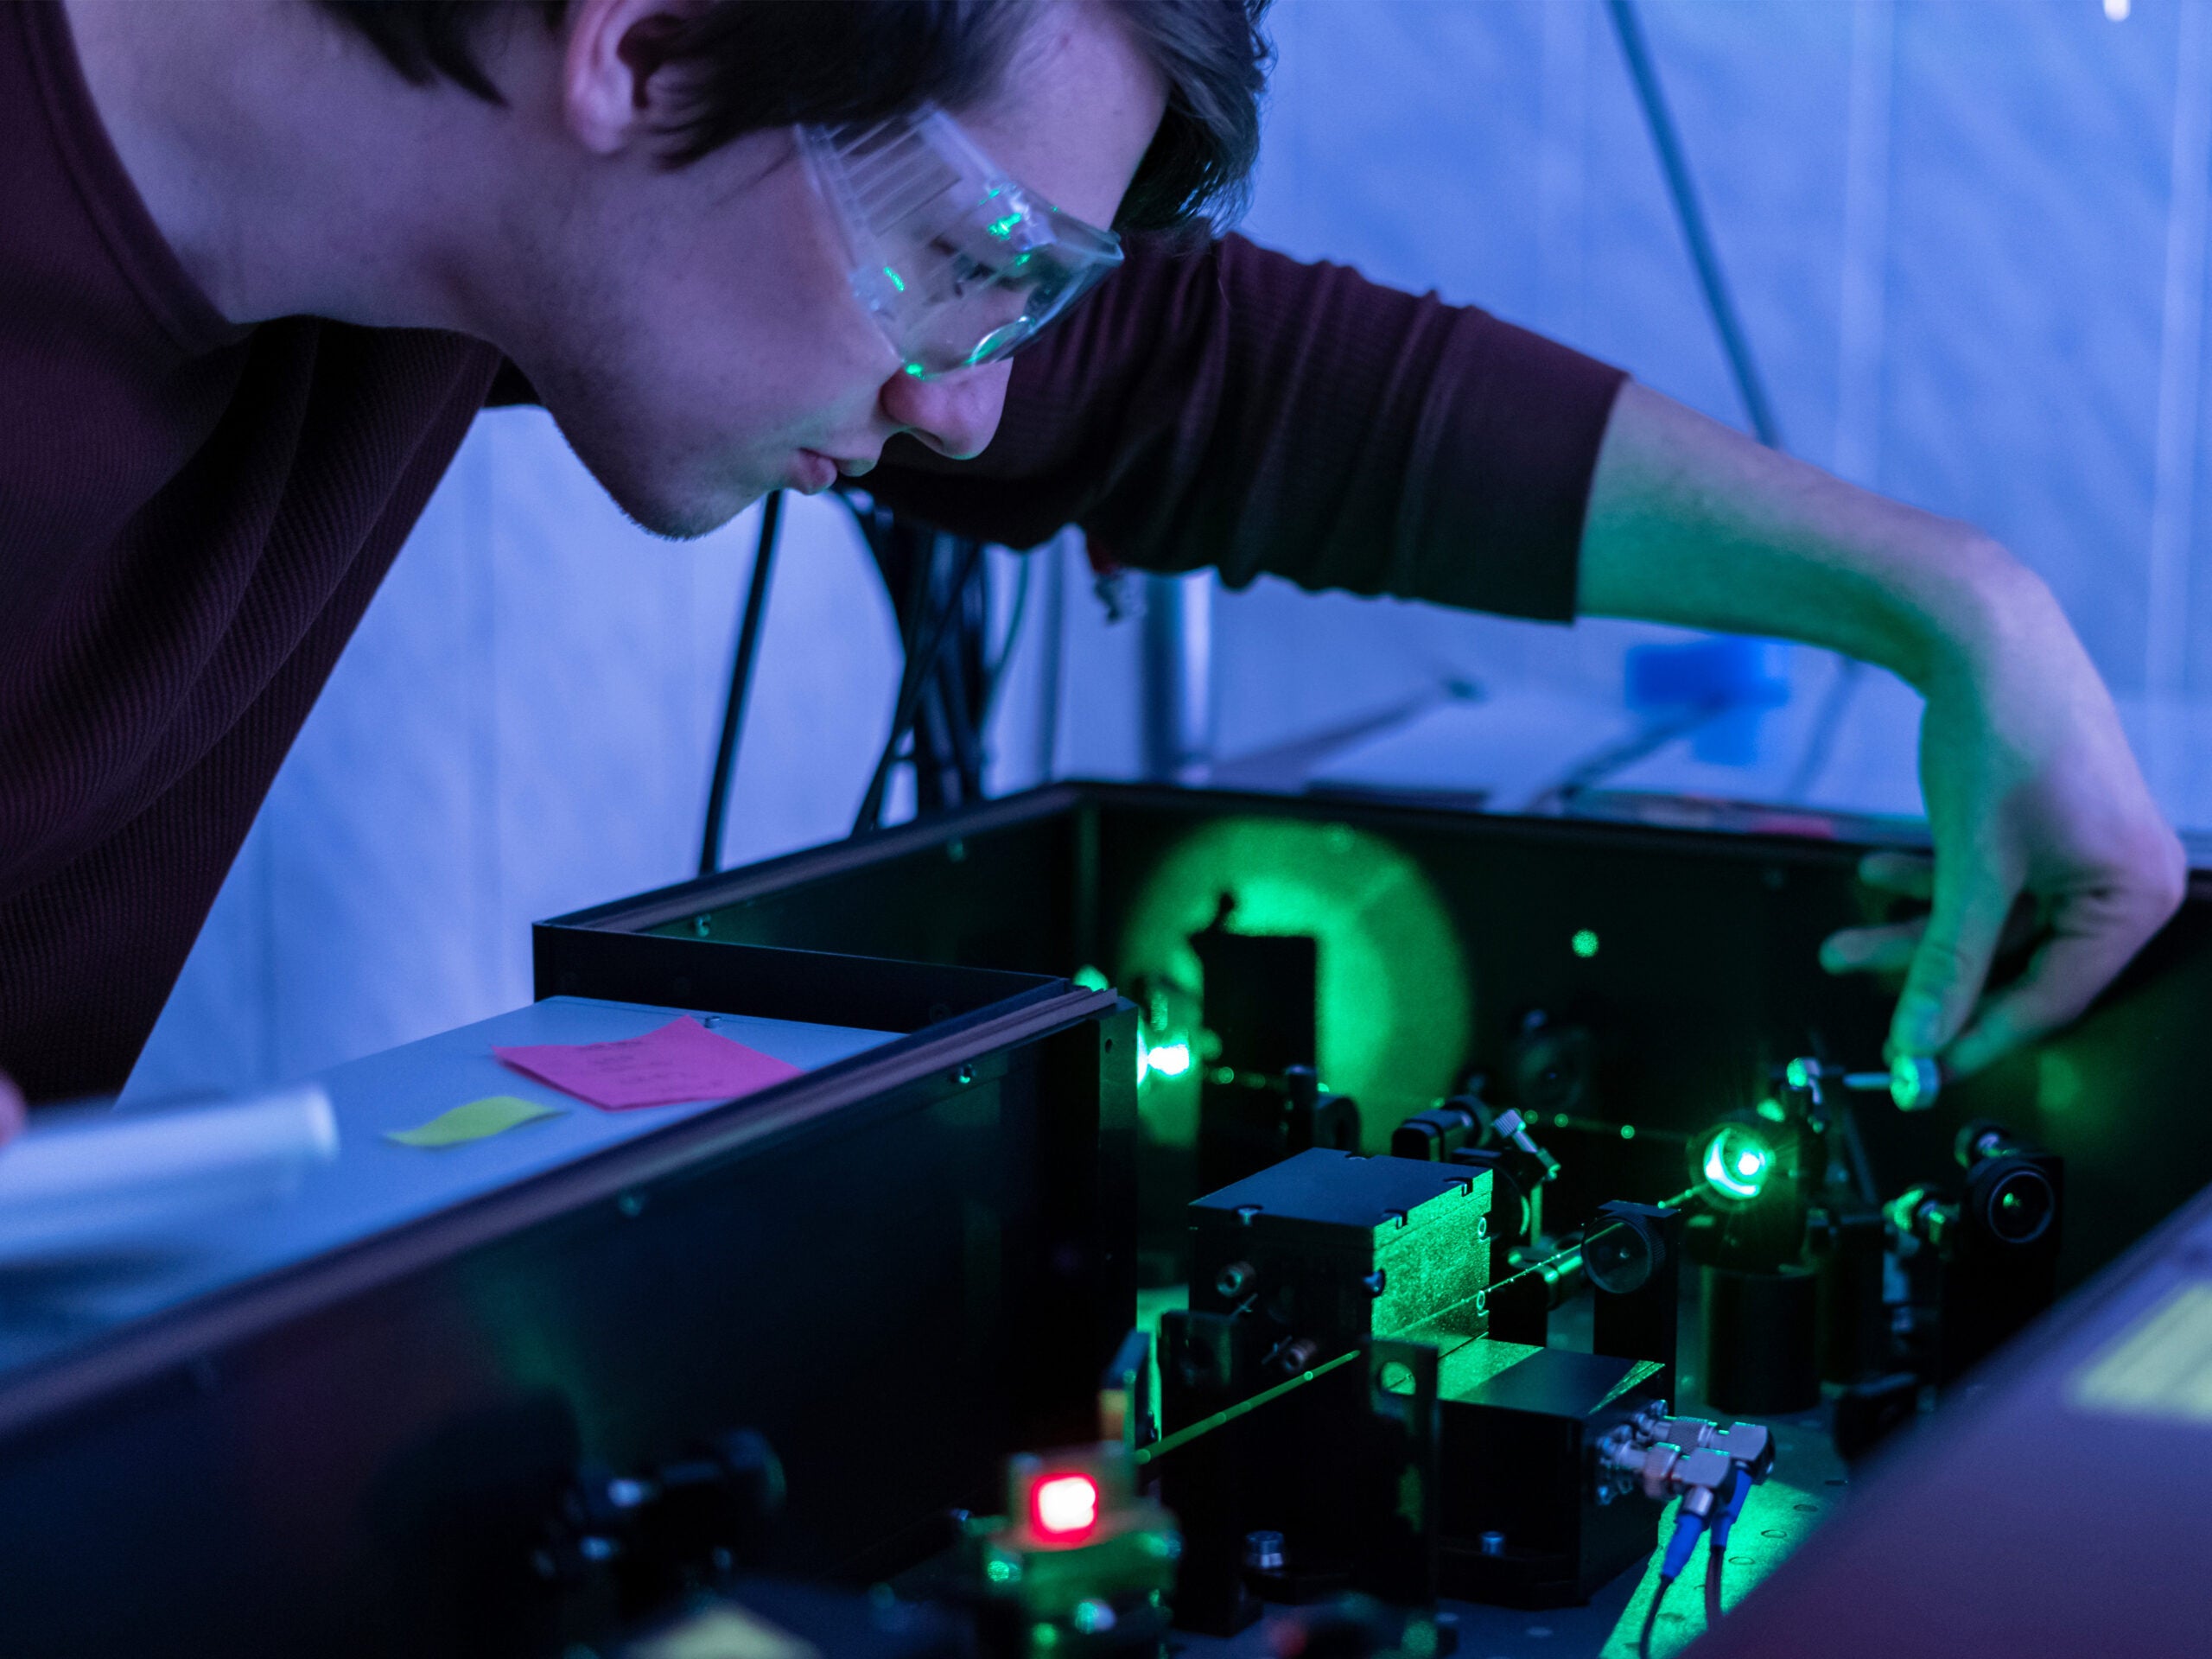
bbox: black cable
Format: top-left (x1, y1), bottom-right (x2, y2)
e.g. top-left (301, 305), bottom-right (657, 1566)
top-left (935, 622), bottom-right (987, 803)
top-left (1637, 1574), bottom-right (1663, 1659)
top-left (981, 550), bottom-right (1034, 734)
top-left (852, 537), bottom-right (988, 834)
top-left (1705, 1545), bottom-right (1726, 1628)
top-left (941, 556), bottom-right (990, 801)
top-left (1605, 0), bottom-right (1783, 449)
top-left (697, 492), bottom-right (784, 877)
top-left (1034, 539), bottom-right (1065, 781)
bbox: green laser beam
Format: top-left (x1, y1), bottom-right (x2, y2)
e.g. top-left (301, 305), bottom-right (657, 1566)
top-left (1133, 1349), bottom-right (1360, 1466)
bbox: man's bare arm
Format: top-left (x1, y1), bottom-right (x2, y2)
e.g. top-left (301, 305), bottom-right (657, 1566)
top-left (1580, 380), bottom-right (2187, 1076)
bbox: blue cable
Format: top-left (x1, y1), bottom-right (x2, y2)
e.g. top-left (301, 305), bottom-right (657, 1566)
top-left (1660, 1506), bottom-right (1707, 1580)
top-left (1641, 1514), bottom-right (1704, 1659)
top-left (1709, 1467), bottom-right (1754, 1554)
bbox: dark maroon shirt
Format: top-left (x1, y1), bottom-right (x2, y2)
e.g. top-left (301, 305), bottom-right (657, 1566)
top-left (0, 0), bottom-right (1624, 1101)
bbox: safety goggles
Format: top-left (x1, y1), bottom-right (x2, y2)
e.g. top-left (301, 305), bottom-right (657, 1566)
top-left (797, 103), bottom-right (1125, 380)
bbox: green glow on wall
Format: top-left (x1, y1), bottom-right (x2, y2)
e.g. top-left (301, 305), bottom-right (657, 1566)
top-left (1116, 817), bottom-right (1471, 1148)
top-left (1572, 928), bottom-right (1600, 959)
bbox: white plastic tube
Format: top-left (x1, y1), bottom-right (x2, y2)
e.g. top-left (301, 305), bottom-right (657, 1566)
top-left (0, 1086), bottom-right (340, 1258)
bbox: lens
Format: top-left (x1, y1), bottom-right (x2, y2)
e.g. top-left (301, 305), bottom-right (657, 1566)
top-left (1979, 1166), bottom-right (2056, 1245)
top-left (1584, 1222), bottom-right (1656, 1294)
top-left (1700, 1126), bottom-right (1772, 1204)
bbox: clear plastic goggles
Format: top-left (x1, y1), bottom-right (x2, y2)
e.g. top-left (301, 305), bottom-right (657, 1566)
top-left (797, 103), bottom-right (1124, 380)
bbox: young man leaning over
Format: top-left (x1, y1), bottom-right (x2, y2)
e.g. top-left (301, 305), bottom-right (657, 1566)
top-left (0, 0), bottom-right (2183, 1136)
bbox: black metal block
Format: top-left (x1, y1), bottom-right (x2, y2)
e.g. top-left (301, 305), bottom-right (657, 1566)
top-left (1434, 1345), bottom-right (1666, 1608)
top-left (1189, 1150), bottom-right (1493, 1356)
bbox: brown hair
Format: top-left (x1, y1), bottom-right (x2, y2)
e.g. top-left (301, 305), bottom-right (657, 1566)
top-left (316, 0), bottom-right (1272, 232)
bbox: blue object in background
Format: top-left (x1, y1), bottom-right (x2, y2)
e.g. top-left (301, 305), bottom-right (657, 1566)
top-left (1625, 638), bottom-right (1792, 766)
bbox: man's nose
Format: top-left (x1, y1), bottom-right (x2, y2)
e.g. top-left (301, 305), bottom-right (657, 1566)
top-left (878, 360), bottom-right (1014, 461)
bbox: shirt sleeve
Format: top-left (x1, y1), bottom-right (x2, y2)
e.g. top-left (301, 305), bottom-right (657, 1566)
top-left (861, 232), bottom-right (1629, 623)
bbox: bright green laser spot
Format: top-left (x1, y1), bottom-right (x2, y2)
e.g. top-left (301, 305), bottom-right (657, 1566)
top-left (987, 213), bottom-right (1021, 238)
top-left (1757, 1097), bottom-right (1789, 1124)
top-left (1571, 928), bottom-right (1600, 959)
top-left (1702, 1127), bottom-right (1771, 1202)
top-left (1619, 1123), bottom-right (1637, 1141)
top-left (882, 265), bottom-right (906, 293)
top-left (1072, 964), bottom-right (1110, 992)
top-left (903, 363), bottom-right (926, 377)
top-left (1144, 1041), bottom-right (1192, 1078)
top-left (1785, 1058), bottom-right (1812, 1090)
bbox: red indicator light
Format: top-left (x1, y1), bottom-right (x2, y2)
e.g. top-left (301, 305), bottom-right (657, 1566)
top-left (1031, 1472), bottom-right (1099, 1539)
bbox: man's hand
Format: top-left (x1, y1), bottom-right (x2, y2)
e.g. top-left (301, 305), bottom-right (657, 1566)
top-left (1819, 611), bottom-right (2185, 1075)
top-left (1581, 382), bottom-right (2185, 1077)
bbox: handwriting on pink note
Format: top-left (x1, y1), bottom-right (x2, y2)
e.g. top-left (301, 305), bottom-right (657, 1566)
top-left (493, 1016), bottom-right (804, 1110)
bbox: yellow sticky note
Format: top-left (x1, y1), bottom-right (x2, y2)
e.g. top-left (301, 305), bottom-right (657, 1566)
top-left (385, 1096), bottom-right (565, 1148)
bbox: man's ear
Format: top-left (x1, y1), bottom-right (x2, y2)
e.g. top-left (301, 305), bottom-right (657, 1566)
top-left (562, 0), bottom-right (706, 156)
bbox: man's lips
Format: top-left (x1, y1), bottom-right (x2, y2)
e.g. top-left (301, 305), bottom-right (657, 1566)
top-left (789, 449), bottom-right (877, 493)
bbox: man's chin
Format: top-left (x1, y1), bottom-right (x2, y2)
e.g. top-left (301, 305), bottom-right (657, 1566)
top-left (551, 416), bottom-right (766, 540)
top-left (596, 471), bottom-right (766, 542)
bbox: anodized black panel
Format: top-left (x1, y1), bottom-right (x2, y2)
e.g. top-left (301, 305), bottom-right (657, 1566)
top-left (1697, 1173), bottom-right (2212, 1658)
top-left (0, 958), bottom-right (1132, 1658)
top-left (550, 783), bottom-right (2212, 1294)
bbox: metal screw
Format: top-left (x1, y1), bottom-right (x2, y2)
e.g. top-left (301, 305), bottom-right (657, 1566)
top-left (1236, 1204), bottom-right (1262, 1226)
top-left (1362, 1269), bottom-right (1387, 1297)
top-left (692, 914), bottom-right (712, 938)
top-left (618, 1192), bottom-right (645, 1219)
top-left (1476, 1214), bottom-right (1490, 1240)
top-left (1216, 1261), bottom-right (1256, 1299)
top-left (953, 1065), bottom-right (975, 1086)
top-left (1271, 1338), bottom-right (1320, 1376)
top-left (1478, 1530), bottom-right (1506, 1557)
top-left (1243, 1530), bottom-right (1286, 1572)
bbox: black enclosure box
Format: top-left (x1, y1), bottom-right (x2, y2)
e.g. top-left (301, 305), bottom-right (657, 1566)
top-left (546, 781), bottom-right (2212, 1294)
top-left (0, 944), bottom-right (1135, 1659)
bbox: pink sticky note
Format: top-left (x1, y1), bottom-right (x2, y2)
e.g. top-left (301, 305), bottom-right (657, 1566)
top-left (493, 1015), bottom-right (804, 1110)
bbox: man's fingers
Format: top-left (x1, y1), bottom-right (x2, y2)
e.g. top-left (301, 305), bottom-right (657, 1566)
top-left (1820, 918), bottom-right (1924, 976)
top-left (1886, 855), bottom-right (2020, 1062)
top-left (1944, 880), bottom-right (2183, 1077)
top-left (1857, 849), bottom-right (1935, 901)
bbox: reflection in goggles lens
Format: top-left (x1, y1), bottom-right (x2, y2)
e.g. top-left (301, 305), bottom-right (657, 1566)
top-left (798, 105), bottom-right (1124, 378)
